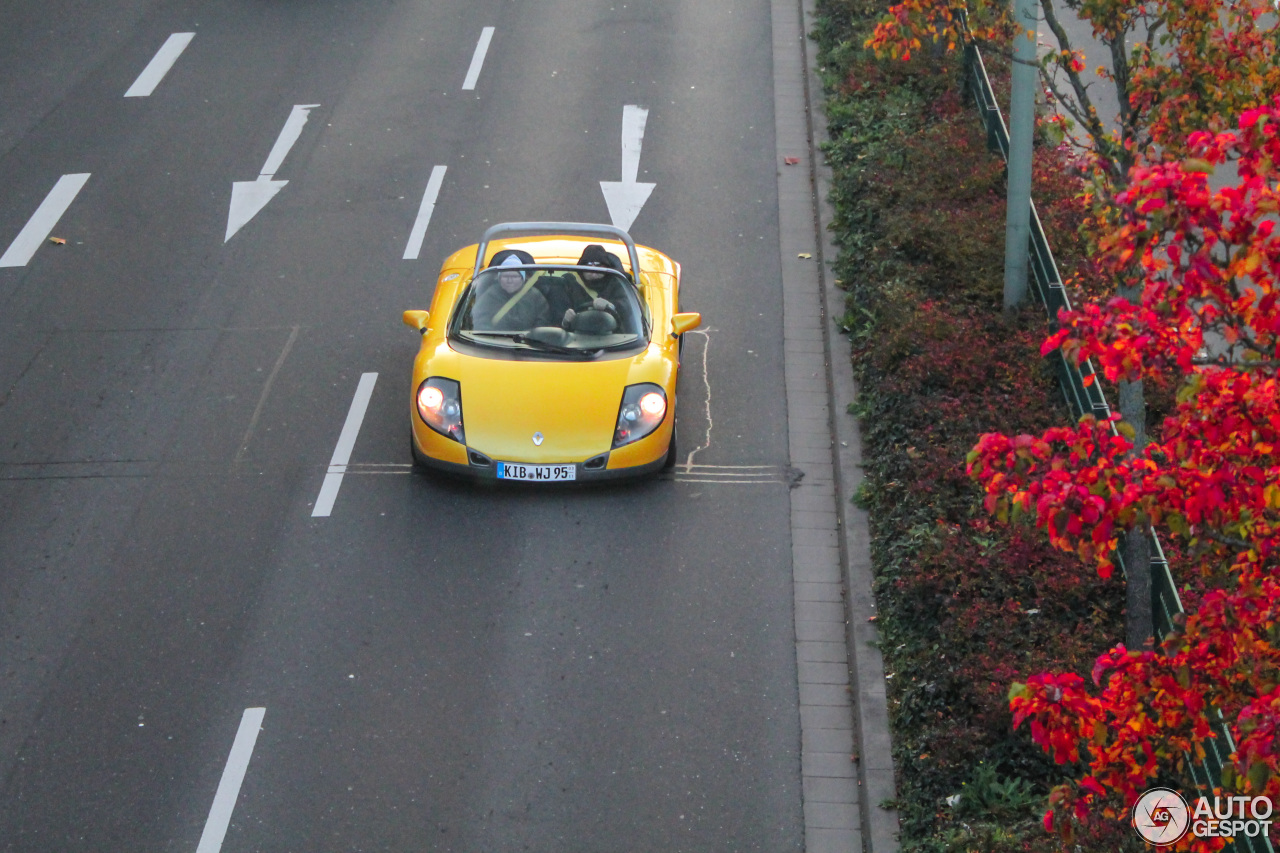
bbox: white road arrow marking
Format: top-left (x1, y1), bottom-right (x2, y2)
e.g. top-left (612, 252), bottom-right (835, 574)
top-left (226, 104), bottom-right (319, 242)
top-left (600, 105), bottom-right (655, 232)
top-left (225, 179), bottom-right (287, 242)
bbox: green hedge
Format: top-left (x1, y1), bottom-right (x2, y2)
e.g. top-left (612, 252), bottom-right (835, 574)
top-left (813, 1), bottom-right (1135, 850)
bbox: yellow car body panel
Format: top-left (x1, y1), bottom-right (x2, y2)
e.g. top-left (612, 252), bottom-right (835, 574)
top-left (406, 229), bottom-right (690, 480)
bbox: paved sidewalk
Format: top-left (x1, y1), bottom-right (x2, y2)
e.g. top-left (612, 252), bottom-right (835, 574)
top-left (772, 0), bottom-right (902, 850)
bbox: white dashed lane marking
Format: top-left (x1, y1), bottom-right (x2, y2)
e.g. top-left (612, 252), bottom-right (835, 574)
top-left (461, 27), bottom-right (495, 91)
top-left (195, 708), bottom-right (265, 853)
top-left (0, 173), bottom-right (91, 267)
top-left (124, 32), bottom-right (194, 97)
top-left (402, 165), bottom-right (447, 260)
top-left (312, 372), bottom-right (378, 517)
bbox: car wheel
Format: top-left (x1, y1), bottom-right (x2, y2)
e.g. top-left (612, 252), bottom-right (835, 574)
top-left (663, 418), bottom-right (678, 470)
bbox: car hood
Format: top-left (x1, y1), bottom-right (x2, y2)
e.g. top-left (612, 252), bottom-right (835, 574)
top-left (458, 356), bottom-right (638, 463)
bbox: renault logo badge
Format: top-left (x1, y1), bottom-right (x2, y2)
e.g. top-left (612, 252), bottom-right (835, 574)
top-left (532, 432), bottom-right (544, 446)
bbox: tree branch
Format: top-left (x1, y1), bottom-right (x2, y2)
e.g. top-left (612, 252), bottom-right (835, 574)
top-left (1037, 0), bottom-right (1124, 180)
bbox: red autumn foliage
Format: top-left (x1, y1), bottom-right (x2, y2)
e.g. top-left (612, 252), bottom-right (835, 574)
top-left (969, 104), bottom-right (1280, 848)
top-left (864, 0), bottom-right (1280, 190)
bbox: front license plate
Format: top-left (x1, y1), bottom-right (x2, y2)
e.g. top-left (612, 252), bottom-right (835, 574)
top-left (496, 462), bottom-right (577, 482)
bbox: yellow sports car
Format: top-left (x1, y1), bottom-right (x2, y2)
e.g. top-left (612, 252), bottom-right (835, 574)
top-left (401, 222), bottom-right (701, 481)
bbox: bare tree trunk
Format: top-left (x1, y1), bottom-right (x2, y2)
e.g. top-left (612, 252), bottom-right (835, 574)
top-left (1003, 0), bottom-right (1038, 311)
top-left (1123, 524), bottom-right (1153, 648)
top-left (1118, 281), bottom-right (1154, 648)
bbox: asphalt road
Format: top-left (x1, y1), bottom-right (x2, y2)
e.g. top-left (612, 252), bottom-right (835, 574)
top-left (0, 1), bottom-right (804, 850)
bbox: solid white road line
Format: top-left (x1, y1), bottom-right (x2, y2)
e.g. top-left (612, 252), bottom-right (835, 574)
top-left (682, 464), bottom-right (777, 469)
top-left (312, 372), bottom-right (378, 517)
top-left (461, 27), bottom-right (495, 90)
top-left (403, 165), bottom-right (447, 260)
top-left (673, 464), bottom-right (785, 485)
top-left (124, 32), bottom-right (195, 97)
top-left (675, 473), bottom-right (773, 481)
top-left (195, 707), bottom-right (266, 853)
top-left (0, 173), bottom-right (91, 268)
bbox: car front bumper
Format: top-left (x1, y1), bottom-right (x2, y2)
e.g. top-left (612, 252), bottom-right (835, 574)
top-left (413, 449), bottom-right (668, 482)
top-left (411, 426), bottom-right (670, 482)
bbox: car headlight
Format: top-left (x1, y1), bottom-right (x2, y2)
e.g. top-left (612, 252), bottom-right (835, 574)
top-left (417, 377), bottom-right (465, 443)
top-left (613, 383), bottom-right (667, 448)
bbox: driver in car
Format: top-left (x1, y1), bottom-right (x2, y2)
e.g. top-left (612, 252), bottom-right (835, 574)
top-left (471, 255), bottom-right (552, 330)
top-left (561, 244), bottom-right (631, 330)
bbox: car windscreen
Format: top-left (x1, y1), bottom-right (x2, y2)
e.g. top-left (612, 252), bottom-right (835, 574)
top-left (448, 266), bottom-right (646, 356)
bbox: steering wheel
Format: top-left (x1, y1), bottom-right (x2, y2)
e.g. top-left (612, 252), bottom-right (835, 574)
top-left (569, 307), bottom-right (618, 335)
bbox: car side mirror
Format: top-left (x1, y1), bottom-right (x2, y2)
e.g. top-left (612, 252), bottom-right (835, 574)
top-left (670, 312), bottom-right (701, 337)
top-left (402, 310), bottom-right (430, 334)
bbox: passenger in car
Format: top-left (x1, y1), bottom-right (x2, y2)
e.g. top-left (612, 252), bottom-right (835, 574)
top-left (471, 255), bottom-right (551, 330)
top-left (486, 247), bottom-right (576, 321)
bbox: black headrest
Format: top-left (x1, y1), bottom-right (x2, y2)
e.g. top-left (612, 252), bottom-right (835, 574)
top-left (578, 244), bottom-right (626, 274)
top-left (487, 248), bottom-right (536, 268)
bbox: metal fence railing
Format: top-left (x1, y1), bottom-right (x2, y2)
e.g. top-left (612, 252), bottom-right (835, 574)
top-left (959, 36), bottom-right (1271, 853)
